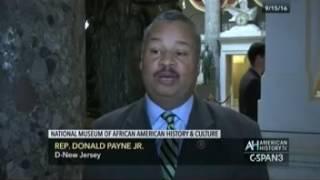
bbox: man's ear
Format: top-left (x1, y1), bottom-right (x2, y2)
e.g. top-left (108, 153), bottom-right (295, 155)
top-left (196, 59), bottom-right (200, 76)
top-left (139, 46), bottom-right (144, 71)
top-left (255, 55), bottom-right (263, 67)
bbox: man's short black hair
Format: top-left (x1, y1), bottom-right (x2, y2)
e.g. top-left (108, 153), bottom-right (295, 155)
top-left (247, 42), bottom-right (265, 66)
top-left (142, 10), bottom-right (201, 58)
top-left (153, 9), bottom-right (194, 24)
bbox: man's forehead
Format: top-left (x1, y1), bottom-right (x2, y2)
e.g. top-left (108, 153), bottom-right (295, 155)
top-left (148, 37), bottom-right (192, 48)
top-left (147, 22), bottom-right (194, 41)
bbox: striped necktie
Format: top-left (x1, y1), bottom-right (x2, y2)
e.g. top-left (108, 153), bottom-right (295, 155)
top-left (160, 111), bottom-right (179, 180)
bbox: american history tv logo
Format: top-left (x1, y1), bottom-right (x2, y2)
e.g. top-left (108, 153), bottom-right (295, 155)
top-left (244, 138), bottom-right (289, 164)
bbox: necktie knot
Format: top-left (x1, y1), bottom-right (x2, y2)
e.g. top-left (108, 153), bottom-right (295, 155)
top-left (161, 111), bottom-right (176, 125)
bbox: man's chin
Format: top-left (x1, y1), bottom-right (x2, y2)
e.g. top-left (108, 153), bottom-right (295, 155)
top-left (145, 84), bottom-right (181, 99)
top-left (154, 91), bottom-right (178, 98)
top-left (149, 88), bottom-right (179, 98)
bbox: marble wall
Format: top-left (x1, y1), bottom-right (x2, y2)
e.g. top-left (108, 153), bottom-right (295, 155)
top-left (259, 0), bottom-right (320, 179)
top-left (0, 0), bottom-right (85, 179)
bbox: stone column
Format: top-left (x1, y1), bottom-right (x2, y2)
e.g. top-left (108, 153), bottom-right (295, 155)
top-left (205, 0), bottom-right (221, 101)
top-left (0, 0), bottom-right (85, 179)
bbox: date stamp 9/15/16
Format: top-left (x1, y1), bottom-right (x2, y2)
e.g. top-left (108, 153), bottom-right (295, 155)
top-left (263, 3), bottom-right (290, 13)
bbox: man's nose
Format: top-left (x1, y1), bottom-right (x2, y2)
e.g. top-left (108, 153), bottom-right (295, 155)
top-left (160, 51), bottom-right (175, 66)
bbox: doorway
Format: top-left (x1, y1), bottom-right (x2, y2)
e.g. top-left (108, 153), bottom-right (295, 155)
top-left (226, 54), bottom-right (250, 111)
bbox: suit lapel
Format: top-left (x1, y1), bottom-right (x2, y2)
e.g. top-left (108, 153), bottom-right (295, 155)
top-left (186, 95), bottom-right (216, 129)
top-left (120, 97), bottom-right (162, 179)
top-left (122, 97), bottom-right (152, 129)
top-left (176, 96), bottom-right (228, 179)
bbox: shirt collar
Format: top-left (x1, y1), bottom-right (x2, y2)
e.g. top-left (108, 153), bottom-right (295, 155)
top-left (145, 95), bottom-right (164, 126)
top-left (145, 95), bottom-right (194, 127)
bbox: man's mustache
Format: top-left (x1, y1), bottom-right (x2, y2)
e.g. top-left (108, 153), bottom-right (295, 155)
top-left (154, 66), bottom-right (179, 78)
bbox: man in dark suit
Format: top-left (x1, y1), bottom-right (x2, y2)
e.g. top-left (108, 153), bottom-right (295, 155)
top-left (239, 42), bottom-right (265, 122)
top-left (83, 10), bottom-right (268, 180)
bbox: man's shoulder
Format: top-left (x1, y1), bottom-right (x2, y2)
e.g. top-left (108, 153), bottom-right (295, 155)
top-left (204, 101), bottom-right (261, 138)
top-left (92, 99), bottom-right (143, 129)
top-left (241, 69), bottom-right (259, 82)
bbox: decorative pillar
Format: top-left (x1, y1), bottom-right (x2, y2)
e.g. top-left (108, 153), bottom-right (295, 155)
top-left (205, 0), bottom-right (221, 101)
top-left (0, 0), bottom-right (85, 179)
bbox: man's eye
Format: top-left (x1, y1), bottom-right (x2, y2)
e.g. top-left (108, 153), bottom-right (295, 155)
top-left (150, 49), bottom-right (160, 54)
top-left (176, 51), bottom-right (187, 56)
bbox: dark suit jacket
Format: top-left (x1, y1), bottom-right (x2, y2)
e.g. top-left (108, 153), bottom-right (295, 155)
top-left (83, 96), bottom-right (269, 180)
top-left (239, 68), bottom-right (261, 122)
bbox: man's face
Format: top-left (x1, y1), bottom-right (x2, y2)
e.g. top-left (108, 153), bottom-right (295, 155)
top-left (256, 55), bottom-right (265, 74)
top-left (140, 21), bottom-right (199, 103)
